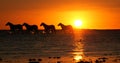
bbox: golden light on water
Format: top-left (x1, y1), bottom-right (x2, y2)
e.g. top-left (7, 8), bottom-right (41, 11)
top-left (74, 55), bottom-right (83, 61)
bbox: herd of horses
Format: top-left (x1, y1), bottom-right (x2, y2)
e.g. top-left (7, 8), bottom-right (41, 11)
top-left (5, 22), bottom-right (73, 34)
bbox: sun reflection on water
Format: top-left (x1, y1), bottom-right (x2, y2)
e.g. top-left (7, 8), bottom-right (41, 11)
top-left (72, 29), bottom-right (85, 62)
top-left (74, 55), bottom-right (83, 61)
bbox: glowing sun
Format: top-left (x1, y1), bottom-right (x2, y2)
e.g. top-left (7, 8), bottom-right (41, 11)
top-left (74, 20), bottom-right (82, 28)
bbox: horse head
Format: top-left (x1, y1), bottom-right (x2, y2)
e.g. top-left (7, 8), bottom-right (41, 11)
top-left (23, 23), bottom-right (28, 26)
top-left (40, 22), bottom-right (46, 26)
top-left (6, 22), bottom-right (12, 26)
top-left (58, 23), bottom-right (63, 26)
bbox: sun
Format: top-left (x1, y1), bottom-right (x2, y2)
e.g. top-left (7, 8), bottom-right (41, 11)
top-left (74, 20), bottom-right (82, 28)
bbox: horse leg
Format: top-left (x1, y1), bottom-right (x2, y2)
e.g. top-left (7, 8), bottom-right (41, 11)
top-left (53, 29), bottom-right (56, 34)
top-left (35, 30), bottom-right (39, 34)
top-left (10, 28), bottom-right (16, 33)
top-left (70, 29), bottom-right (74, 34)
top-left (45, 29), bottom-right (48, 34)
top-left (9, 29), bottom-right (14, 34)
top-left (19, 28), bottom-right (24, 34)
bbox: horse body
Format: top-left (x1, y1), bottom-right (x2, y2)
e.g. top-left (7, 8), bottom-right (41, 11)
top-left (23, 23), bottom-right (38, 32)
top-left (58, 23), bottom-right (73, 32)
top-left (6, 22), bottom-right (23, 31)
top-left (40, 23), bottom-right (56, 33)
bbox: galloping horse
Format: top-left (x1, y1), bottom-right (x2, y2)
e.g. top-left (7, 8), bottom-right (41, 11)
top-left (6, 22), bottom-right (23, 31)
top-left (40, 22), bottom-right (56, 33)
top-left (23, 23), bottom-right (38, 33)
top-left (58, 23), bottom-right (73, 33)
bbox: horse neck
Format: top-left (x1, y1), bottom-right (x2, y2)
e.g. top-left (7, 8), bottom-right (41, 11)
top-left (60, 24), bottom-right (65, 28)
top-left (24, 24), bottom-right (30, 27)
top-left (42, 24), bottom-right (47, 27)
top-left (8, 23), bottom-right (14, 26)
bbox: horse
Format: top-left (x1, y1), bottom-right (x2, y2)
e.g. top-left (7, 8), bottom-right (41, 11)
top-left (58, 23), bottom-right (73, 33)
top-left (23, 23), bottom-right (38, 33)
top-left (40, 22), bottom-right (56, 33)
top-left (6, 22), bottom-right (23, 31)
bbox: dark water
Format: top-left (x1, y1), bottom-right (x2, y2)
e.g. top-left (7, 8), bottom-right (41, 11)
top-left (0, 30), bottom-right (120, 58)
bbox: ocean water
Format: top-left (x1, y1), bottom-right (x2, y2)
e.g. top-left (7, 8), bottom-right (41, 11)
top-left (0, 30), bottom-right (120, 63)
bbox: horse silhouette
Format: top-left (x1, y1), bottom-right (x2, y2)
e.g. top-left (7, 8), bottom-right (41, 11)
top-left (6, 22), bottom-right (23, 31)
top-left (40, 22), bottom-right (56, 33)
top-left (58, 23), bottom-right (73, 33)
top-left (23, 23), bottom-right (38, 33)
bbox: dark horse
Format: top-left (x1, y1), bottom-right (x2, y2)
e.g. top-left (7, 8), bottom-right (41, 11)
top-left (6, 22), bottom-right (23, 31)
top-left (40, 22), bottom-right (56, 33)
top-left (58, 23), bottom-right (73, 33)
top-left (23, 23), bottom-right (38, 33)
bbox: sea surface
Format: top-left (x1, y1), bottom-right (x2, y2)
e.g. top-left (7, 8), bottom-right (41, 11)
top-left (0, 29), bottom-right (120, 63)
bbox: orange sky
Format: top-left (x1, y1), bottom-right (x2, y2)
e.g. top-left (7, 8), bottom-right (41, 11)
top-left (0, 0), bottom-right (120, 30)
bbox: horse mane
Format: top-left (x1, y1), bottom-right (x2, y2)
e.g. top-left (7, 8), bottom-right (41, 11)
top-left (40, 22), bottom-right (47, 26)
top-left (58, 23), bottom-right (72, 27)
top-left (23, 23), bottom-right (29, 26)
top-left (6, 22), bottom-right (13, 26)
top-left (58, 23), bottom-right (63, 26)
top-left (58, 23), bottom-right (66, 29)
